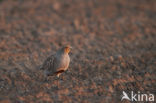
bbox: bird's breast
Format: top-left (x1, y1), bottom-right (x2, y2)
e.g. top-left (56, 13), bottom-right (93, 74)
top-left (56, 54), bottom-right (70, 70)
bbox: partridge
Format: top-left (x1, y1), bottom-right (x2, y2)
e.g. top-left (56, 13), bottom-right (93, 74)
top-left (41, 45), bottom-right (72, 77)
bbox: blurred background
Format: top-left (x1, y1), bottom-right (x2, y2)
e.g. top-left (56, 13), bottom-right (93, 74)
top-left (0, 0), bottom-right (155, 102)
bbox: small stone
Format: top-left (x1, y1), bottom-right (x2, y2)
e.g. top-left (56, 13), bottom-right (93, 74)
top-left (110, 56), bottom-right (114, 62)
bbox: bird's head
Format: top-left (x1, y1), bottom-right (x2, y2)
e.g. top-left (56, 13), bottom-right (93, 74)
top-left (62, 45), bottom-right (72, 54)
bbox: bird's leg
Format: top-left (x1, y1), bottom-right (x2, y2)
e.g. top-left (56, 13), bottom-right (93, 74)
top-left (55, 70), bottom-right (64, 78)
top-left (57, 73), bottom-right (61, 78)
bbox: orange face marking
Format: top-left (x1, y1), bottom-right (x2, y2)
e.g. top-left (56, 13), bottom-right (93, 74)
top-left (64, 47), bottom-right (70, 53)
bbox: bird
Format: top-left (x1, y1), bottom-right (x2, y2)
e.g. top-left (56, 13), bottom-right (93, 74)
top-left (40, 45), bottom-right (72, 77)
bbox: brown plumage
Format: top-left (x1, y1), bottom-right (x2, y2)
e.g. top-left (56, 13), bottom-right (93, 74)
top-left (40, 45), bottom-right (72, 77)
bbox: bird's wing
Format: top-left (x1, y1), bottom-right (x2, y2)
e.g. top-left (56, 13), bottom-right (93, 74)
top-left (41, 55), bottom-right (55, 71)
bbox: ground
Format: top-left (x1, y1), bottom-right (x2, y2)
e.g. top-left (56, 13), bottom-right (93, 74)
top-left (0, 0), bottom-right (155, 103)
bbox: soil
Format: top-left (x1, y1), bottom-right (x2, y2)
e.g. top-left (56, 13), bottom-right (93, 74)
top-left (0, 0), bottom-right (155, 103)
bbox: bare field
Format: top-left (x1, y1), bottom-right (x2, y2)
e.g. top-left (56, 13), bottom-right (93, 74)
top-left (0, 0), bottom-right (155, 103)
